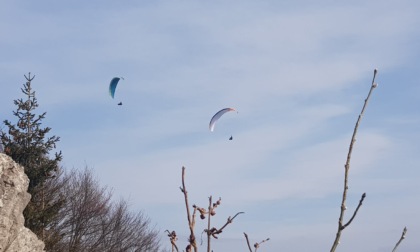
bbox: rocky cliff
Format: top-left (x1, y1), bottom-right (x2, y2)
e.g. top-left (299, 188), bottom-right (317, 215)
top-left (0, 153), bottom-right (45, 252)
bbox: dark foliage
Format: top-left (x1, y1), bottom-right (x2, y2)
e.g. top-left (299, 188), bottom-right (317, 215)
top-left (0, 73), bottom-right (63, 243)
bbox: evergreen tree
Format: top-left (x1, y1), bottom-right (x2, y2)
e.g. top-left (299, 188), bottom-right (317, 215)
top-left (0, 73), bottom-right (63, 245)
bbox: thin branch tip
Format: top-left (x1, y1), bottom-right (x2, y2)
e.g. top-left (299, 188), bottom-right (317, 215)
top-left (330, 70), bottom-right (377, 252)
top-left (392, 226), bottom-right (408, 252)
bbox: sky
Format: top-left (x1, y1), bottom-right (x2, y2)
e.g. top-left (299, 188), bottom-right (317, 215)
top-left (1, 1), bottom-right (420, 251)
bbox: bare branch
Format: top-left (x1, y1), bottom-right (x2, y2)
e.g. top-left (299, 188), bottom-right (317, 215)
top-left (392, 227), bottom-right (407, 252)
top-left (206, 196), bottom-right (213, 252)
top-left (165, 230), bottom-right (179, 252)
top-left (342, 193), bottom-right (366, 229)
top-left (244, 232), bottom-right (270, 252)
top-left (217, 212), bottom-right (244, 236)
top-left (244, 233), bottom-right (253, 252)
top-left (180, 167), bottom-right (197, 251)
top-left (47, 169), bottom-right (161, 252)
top-left (254, 237), bottom-right (270, 252)
top-left (206, 212), bottom-right (244, 239)
top-left (330, 69), bottom-right (378, 252)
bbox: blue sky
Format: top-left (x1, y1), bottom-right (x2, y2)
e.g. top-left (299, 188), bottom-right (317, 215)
top-left (1, 1), bottom-right (420, 251)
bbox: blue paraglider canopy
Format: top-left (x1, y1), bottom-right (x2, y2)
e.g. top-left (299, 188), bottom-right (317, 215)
top-left (109, 77), bottom-right (124, 99)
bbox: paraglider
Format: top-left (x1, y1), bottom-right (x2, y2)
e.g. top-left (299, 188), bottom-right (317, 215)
top-left (109, 77), bottom-right (124, 105)
top-left (209, 108), bottom-right (237, 132)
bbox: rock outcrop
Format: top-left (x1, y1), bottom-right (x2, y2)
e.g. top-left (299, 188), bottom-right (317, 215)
top-left (0, 153), bottom-right (45, 252)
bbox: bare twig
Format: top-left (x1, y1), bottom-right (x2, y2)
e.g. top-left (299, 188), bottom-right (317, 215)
top-left (165, 230), bottom-right (179, 252)
top-left (244, 233), bottom-right (253, 252)
top-left (200, 195), bottom-right (242, 251)
top-left (330, 69), bottom-right (378, 252)
top-left (392, 227), bottom-right (407, 252)
top-left (179, 168), bottom-right (243, 251)
top-left (342, 192), bottom-right (366, 229)
top-left (206, 196), bottom-right (213, 252)
top-left (244, 232), bottom-right (270, 252)
top-left (205, 212), bottom-right (244, 239)
top-left (180, 167), bottom-right (197, 252)
top-left (254, 238), bottom-right (270, 251)
top-left (204, 196), bottom-right (222, 252)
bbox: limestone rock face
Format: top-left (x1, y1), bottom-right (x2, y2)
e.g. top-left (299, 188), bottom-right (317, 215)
top-left (0, 153), bottom-right (45, 252)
